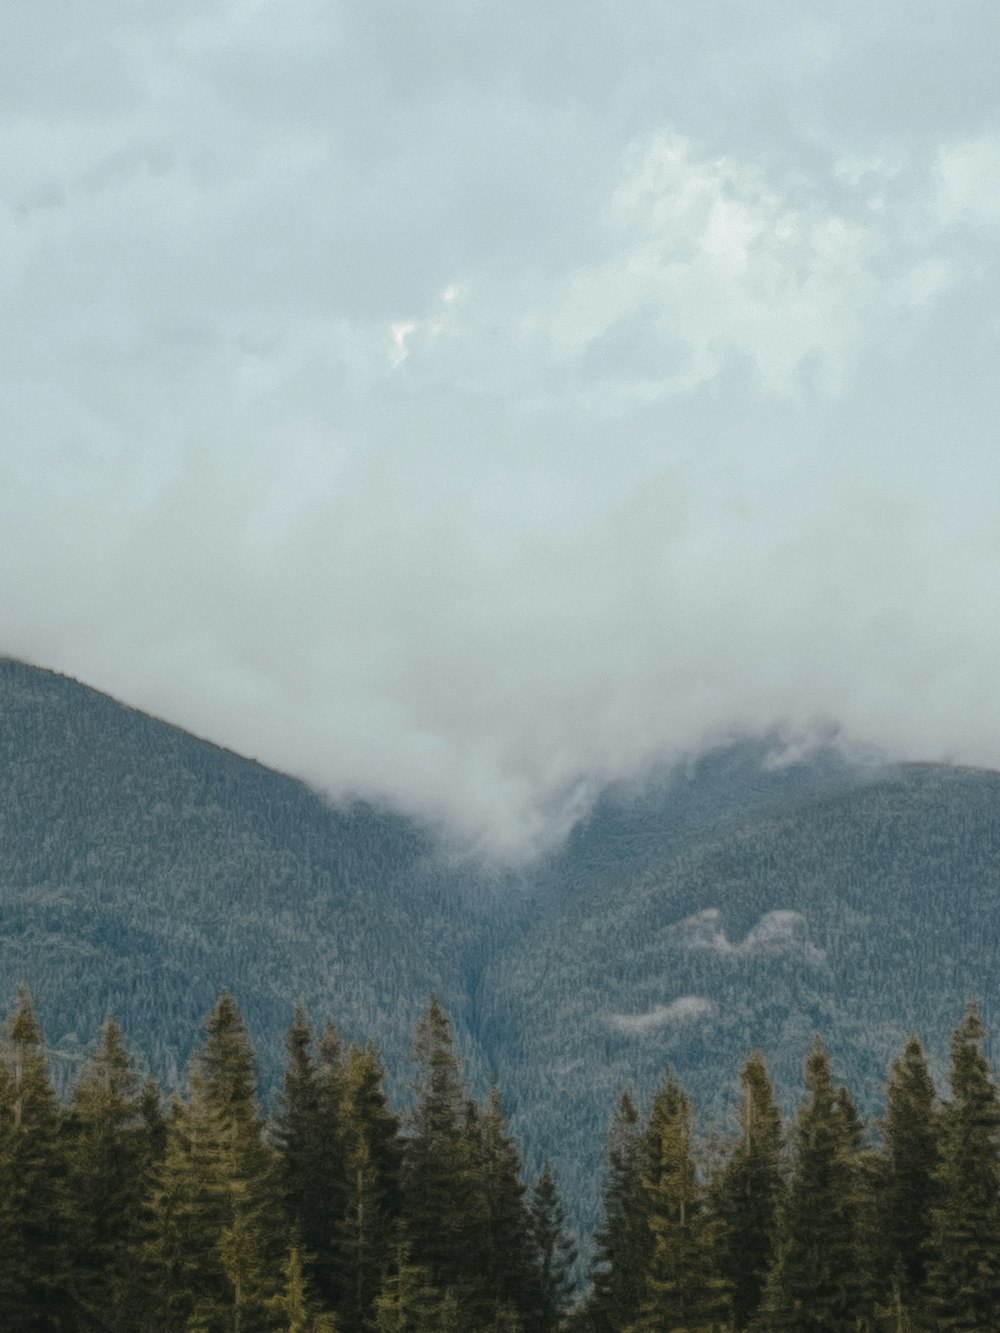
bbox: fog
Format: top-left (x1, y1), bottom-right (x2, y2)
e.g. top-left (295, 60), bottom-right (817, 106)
top-left (3, 1), bottom-right (1000, 856)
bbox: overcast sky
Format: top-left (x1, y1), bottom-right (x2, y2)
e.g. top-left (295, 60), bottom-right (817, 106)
top-left (3, 1), bottom-right (1000, 855)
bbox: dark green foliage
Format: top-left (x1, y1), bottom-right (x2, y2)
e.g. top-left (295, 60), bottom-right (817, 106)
top-left (529, 1161), bottom-right (577, 1332)
top-left (925, 1007), bottom-right (1000, 1330)
top-left (876, 1036), bottom-right (940, 1317)
top-left (0, 990), bottom-right (68, 1326)
top-left (761, 1040), bottom-right (869, 1332)
top-left (401, 998), bottom-right (483, 1306)
top-left (587, 1091), bottom-right (648, 1333)
top-left (627, 1073), bottom-right (730, 1333)
top-left (337, 1043), bottom-right (403, 1331)
top-left (64, 1018), bottom-right (163, 1329)
top-left (712, 1052), bottom-right (784, 1330)
top-left (146, 991), bottom-right (283, 1330)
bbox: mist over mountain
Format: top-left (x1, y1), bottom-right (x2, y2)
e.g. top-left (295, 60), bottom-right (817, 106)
top-left (3, 656), bottom-right (999, 1249)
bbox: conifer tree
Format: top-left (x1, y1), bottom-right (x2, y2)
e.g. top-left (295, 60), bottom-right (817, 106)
top-left (64, 1017), bottom-right (163, 1329)
top-left (925, 1005), bottom-right (1000, 1329)
top-left (467, 1088), bottom-right (538, 1327)
top-left (712, 1052), bottom-right (784, 1330)
top-left (529, 1160), bottom-right (577, 1333)
top-left (373, 1247), bottom-right (461, 1333)
top-left (626, 1073), bottom-right (730, 1333)
top-left (402, 998), bottom-right (481, 1308)
top-left (760, 1039), bottom-right (867, 1332)
top-left (874, 1036), bottom-right (939, 1319)
top-left (267, 1245), bottom-right (338, 1331)
top-left (337, 1043), bottom-right (403, 1332)
top-left (147, 991), bottom-right (283, 1330)
top-left (0, 989), bottom-right (68, 1324)
top-left (587, 1091), bottom-right (649, 1333)
top-left (274, 1008), bottom-right (347, 1306)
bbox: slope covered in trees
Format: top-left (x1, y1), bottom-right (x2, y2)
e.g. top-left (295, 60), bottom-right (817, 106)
top-left (4, 986), bottom-right (1000, 1331)
top-left (6, 656), bottom-right (1000, 1249)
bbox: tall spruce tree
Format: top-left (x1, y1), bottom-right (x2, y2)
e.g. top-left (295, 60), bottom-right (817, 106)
top-left (337, 1043), bottom-right (403, 1332)
top-left (760, 1039), bottom-right (867, 1332)
top-left (626, 1072), bottom-right (730, 1333)
top-left (0, 989), bottom-right (68, 1325)
top-left (274, 1008), bottom-right (347, 1307)
top-left (712, 1052), bottom-right (784, 1330)
top-left (925, 1006), bottom-right (1000, 1330)
top-left (529, 1160), bottom-right (577, 1333)
top-left (875, 1036), bottom-right (939, 1320)
top-left (146, 991), bottom-right (283, 1330)
top-left (587, 1090), bottom-right (649, 1333)
top-left (64, 1018), bottom-right (163, 1330)
top-left (401, 998), bottom-right (481, 1311)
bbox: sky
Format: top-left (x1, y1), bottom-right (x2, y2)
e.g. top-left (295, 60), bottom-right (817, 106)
top-left (3, 0), bottom-right (1000, 857)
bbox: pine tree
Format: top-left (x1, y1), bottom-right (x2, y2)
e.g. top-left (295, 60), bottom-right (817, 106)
top-left (273, 1008), bottom-right (346, 1306)
top-left (146, 991), bottom-right (283, 1330)
top-left (712, 1052), bottom-right (784, 1330)
top-left (875, 1036), bottom-right (939, 1320)
top-left (466, 1088), bottom-right (541, 1326)
top-left (587, 1091), bottom-right (649, 1333)
top-left (760, 1039), bottom-right (867, 1332)
top-left (337, 1043), bottom-right (403, 1332)
top-left (0, 989), bottom-right (68, 1325)
top-left (267, 1245), bottom-right (338, 1331)
top-left (401, 998), bottom-right (481, 1308)
top-left (925, 1005), bottom-right (1000, 1329)
top-left (373, 1247), bottom-right (461, 1333)
top-left (529, 1160), bottom-right (577, 1333)
top-left (64, 1017), bottom-right (163, 1329)
top-left (626, 1072), bottom-right (730, 1333)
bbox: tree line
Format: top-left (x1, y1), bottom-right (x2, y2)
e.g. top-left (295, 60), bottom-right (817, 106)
top-left (3, 989), bottom-right (1000, 1332)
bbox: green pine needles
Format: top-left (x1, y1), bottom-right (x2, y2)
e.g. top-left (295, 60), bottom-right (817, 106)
top-left (2, 989), bottom-right (1000, 1331)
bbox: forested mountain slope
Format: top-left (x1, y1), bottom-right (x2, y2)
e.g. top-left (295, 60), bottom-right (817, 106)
top-left (3, 656), bottom-right (999, 1248)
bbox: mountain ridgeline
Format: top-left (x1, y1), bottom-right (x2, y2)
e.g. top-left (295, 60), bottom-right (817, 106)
top-left (3, 656), bottom-right (1000, 1248)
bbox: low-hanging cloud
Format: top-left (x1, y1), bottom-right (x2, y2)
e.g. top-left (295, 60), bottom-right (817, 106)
top-left (3, 2), bottom-right (1000, 858)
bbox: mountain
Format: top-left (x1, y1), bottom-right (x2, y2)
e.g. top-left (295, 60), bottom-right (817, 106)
top-left (2, 656), bottom-right (999, 1250)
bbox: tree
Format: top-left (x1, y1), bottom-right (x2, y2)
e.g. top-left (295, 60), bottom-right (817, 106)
top-left (64, 1018), bottom-right (163, 1329)
top-left (337, 1043), bottom-right (403, 1331)
top-left (0, 989), bottom-right (68, 1324)
top-left (627, 1073), bottom-right (729, 1333)
top-left (146, 991), bottom-right (283, 1330)
top-left (874, 1036), bottom-right (940, 1319)
top-left (402, 998), bottom-right (481, 1306)
top-left (587, 1091), bottom-right (649, 1333)
top-left (712, 1052), bottom-right (784, 1330)
top-left (760, 1039), bottom-right (867, 1332)
top-left (529, 1160), bottom-right (577, 1332)
top-left (925, 1005), bottom-right (1000, 1329)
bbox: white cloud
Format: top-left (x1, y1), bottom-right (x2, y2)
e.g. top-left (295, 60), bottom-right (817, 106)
top-left (608, 997), bottom-right (717, 1035)
top-left (3, 3), bottom-right (1000, 856)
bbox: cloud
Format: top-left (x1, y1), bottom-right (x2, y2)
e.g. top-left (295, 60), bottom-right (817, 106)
top-left (609, 997), bottom-right (717, 1035)
top-left (671, 909), bottom-right (825, 965)
top-left (2, 3), bottom-right (1000, 856)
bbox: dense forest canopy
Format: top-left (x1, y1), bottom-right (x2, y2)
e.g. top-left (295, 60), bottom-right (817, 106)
top-left (2, 985), bottom-right (998, 1331)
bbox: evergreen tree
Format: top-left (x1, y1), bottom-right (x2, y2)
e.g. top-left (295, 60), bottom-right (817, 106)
top-left (587, 1091), bottom-right (649, 1333)
top-left (146, 991), bottom-right (283, 1331)
top-left (337, 1043), bottom-right (403, 1332)
top-left (467, 1088), bottom-right (538, 1327)
top-left (373, 1247), bottom-right (461, 1333)
top-left (529, 1160), bottom-right (577, 1333)
top-left (273, 1008), bottom-right (346, 1306)
top-left (64, 1017), bottom-right (163, 1330)
top-left (267, 1246), bottom-right (338, 1331)
top-left (874, 1036), bottom-right (939, 1320)
top-left (760, 1039), bottom-right (867, 1332)
top-left (401, 998), bottom-right (481, 1308)
top-left (626, 1072), bottom-right (729, 1333)
top-left (0, 989), bottom-right (68, 1326)
top-left (712, 1052), bottom-right (784, 1330)
top-left (925, 1005), bottom-right (1000, 1329)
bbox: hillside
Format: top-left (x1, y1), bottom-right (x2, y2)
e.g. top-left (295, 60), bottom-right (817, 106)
top-left (2, 657), bottom-right (998, 1247)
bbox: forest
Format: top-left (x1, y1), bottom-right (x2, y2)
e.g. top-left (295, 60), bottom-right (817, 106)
top-left (2, 985), bottom-right (999, 1332)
